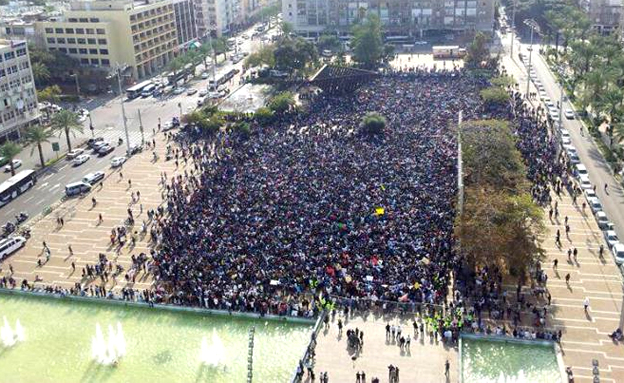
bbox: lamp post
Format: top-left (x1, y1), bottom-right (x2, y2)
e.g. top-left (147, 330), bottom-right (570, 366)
top-left (107, 64), bottom-right (131, 156)
top-left (71, 73), bottom-right (81, 98)
top-left (524, 19), bottom-right (540, 99)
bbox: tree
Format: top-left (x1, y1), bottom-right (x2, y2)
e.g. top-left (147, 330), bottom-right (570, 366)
top-left (24, 125), bottom-right (54, 168)
top-left (359, 112), bottom-right (386, 135)
top-left (168, 57), bottom-right (185, 77)
top-left (317, 34), bottom-right (341, 53)
top-left (0, 142), bottom-right (22, 176)
top-left (464, 32), bottom-right (490, 68)
top-left (31, 62), bottom-right (50, 88)
top-left (479, 86), bottom-right (509, 105)
top-left (51, 110), bottom-right (83, 152)
top-left (212, 37), bottom-right (228, 60)
top-left (254, 107), bottom-right (274, 125)
top-left (598, 87), bottom-right (623, 125)
top-left (351, 14), bottom-right (384, 68)
top-left (37, 85), bottom-right (62, 104)
top-left (244, 45), bottom-right (276, 69)
top-left (274, 37), bottom-right (318, 73)
top-left (268, 92), bottom-right (295, 114)
top-left (491, 75), bottom-right (515, 88)
top-left (280, 21), bottom-right (294, 38)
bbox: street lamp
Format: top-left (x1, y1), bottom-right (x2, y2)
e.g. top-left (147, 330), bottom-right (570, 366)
top-left (106, 64), bottom-right (131, 156)
top-left (524, 19), bottom-right (540, 98)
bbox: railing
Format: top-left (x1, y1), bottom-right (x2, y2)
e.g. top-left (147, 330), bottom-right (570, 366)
top-left (290, 310), bottom-right (326, 383)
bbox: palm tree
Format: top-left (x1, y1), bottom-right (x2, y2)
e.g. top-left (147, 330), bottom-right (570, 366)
top-left (31, 62), bottom-right (50, 87)
top-left (24, 125), bottom-right (54, 168)
top-left (168, 57), bottom-right (185, 78)
top-left (51, 110), bottom-right (83, 152)
top-left (598, 88), bottom-right (623, 125)
top-left (0, 142), bottom-right (22, 176)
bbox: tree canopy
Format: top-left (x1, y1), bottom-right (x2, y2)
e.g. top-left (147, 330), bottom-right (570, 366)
top-left (359, 112), bottom-right (386, 135)
top-left (464, 32), bottom-right (490, 68)
top-left (351, 14), bottom-right (384, 68)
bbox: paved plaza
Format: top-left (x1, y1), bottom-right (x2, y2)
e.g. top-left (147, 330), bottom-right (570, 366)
top-left (313, 311), bottom-right (457, 383)
top-left (1, 133), bottom-right (180, 293)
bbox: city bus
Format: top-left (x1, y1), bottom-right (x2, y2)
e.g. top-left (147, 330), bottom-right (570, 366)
top-left (126, 80), bottom-right (154, 99)
top-left (432, 46), bottom-right (466, 59)
top-left (0, 169), bottom-right (37, 207)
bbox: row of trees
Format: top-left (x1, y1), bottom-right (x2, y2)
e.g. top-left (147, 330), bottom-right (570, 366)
top-left (168, 37), bottom-right (229, 77)
top-left (543, 4), bottom-right (624, 152)
top-left (455, 120), bottom-right (545, 277)
top-left (29, 44), bottom-right (79, 90)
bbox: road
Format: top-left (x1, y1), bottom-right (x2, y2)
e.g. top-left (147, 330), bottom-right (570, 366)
top-left (0, 23), bottom-right (277, 225)
top-left (500, 31), bottom-right (624, 255)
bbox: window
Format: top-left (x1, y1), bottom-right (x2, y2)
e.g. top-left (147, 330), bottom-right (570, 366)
top-left (88, 38), bottom-right (96, 44)
top-left (57, 38), bottom-right (66, 44)
top-left (90, 58), bottom-right (99, 65)
top-left (4, 52), bottom-right (15, 61)
top-left (45, 28), bottom-right (53, 33)
top-left (55, 28), bottom-right (63, 33)
top-left (67, 38), bottom-right (76, 44)
top-left (101, 59), bottom-right (110, 66)
top-left (86, 28), bottom-right (94, 34)
top-left (90, 18), bottom-right (99, 22)
top-left (79, 48), bottom-right (88, 54)
top-left (77, 38), bottom-right (86, 44)
top-left (89, 49), bottom-right (98, 54)
top-left (16, 48), bottom-right (26, 57)
top-left (46, 37), bottom-right (56, 44)
top-left (98, 38), bottom-right (107, 44)
top-left (59, 48), bottom-right (68, 53)
top-left (99, 49), bottom-right (109, 55)
top-left (96, 28), bottom-right (105, 34)
top-left (68, 18), bottom-right (77, 22)
top-left (69, 48), bottom-right (77, 54)
top-left (80, 58), bottom-right (89, 64)
top-left (79, 18), bottom-right (88, 23)
top-left (76, 28), bottom-right (84, 34)
top-left (65, 28), bottom-right (74, 34)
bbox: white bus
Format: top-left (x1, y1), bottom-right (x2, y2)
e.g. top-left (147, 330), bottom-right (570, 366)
top-left (126, 80), bottom-right (153, 99)
top-left (432, 46), bottom-right (466, 59)
top-left (0, 169), bottom-right (37, 207)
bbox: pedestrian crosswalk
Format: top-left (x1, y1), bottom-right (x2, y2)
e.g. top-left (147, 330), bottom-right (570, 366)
top-left (90, 128), bottom-right (146, 147)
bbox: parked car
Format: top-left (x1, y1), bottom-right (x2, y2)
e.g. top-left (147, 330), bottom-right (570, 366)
top-left (4, 159), bottom-right (22, 172)
top-left (587, 196), bottom-right (602, 213)
top-left (88, 137), bottom-right (104, 148)
top-left (92, 141), bottom-right (109, 152)
top-left (584, 188), bottom-right (596, 199)
top-left (97, 144), bottom-right (114, 156)
top-left (199, 89), bottom-right (208, 97)
top-left (564, 109), bottom-right (575, 119)
top-left (569, 152), bottom-right (580, 164)
top-left (612, 243), bottom-right (624, 265)
top-left (595, 211), bottom-right (609, 229)
top-left (73, 154), bottom-right (90, 166)
top-left (560, 128), bottom-right (570, 138)
top-left (201, 72), bottom-right (209, 79)
top-left (82, 171), bottom-right (105, 185)
top-left (604, 230), bottom-right (619, 249)
top-left (173, 87), bottom-right (185, 95)
top-left (579, 174), bottom-right (592, 190)
top-left (575, 164), bottom-right (588, 177)
top-left (186, 88), bottom-right (198, 96)
top-left (67, 148), bottom-right (85, 159)
top-left (111, 156), bottom-right (126, 168)
top-left (65, 182), bottom-right (91, 197)
top-left (129, 145), bottom-right (143, 155)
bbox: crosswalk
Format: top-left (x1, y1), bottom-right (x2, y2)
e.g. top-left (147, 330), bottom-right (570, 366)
top-left (90, 128), bottom-right (146, 147)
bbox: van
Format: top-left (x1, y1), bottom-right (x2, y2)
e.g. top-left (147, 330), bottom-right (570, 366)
top-left (612, 243), bottom-right (624, 265)
top-left (82, 171), bottom-right (105, 185)
top-left (575, 164), bottom-right (588, 177)
top-left (65, 182), bottom-right (91, 196)
top-left (0, 236), bottom-right (26, 260)
top-left (141, 84), bottom-right (156, 97)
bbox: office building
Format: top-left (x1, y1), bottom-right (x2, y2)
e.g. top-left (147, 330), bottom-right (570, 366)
top-left (0, 39), bottom-right (39, 141)
top-left (195, 0), bottom-right (237, 37)
top-left (581, 0), bottom-right (622, 35)
top-left (36, 0), bottom-right (197, 80)
top-left (282, 0), bottom-right (496, 37)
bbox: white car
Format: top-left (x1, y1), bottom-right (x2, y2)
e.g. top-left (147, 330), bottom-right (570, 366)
top-left (545, 101), bottom-right (555, 109)
top-left (579, 174), bottom-right (592, 190)
top-left (111, 156), bottom-right (126, 168)
top-left (595, 211), bottom-right (609, 229)
top-left (562, 136), bottom-right (571, 145)
top-left (186, 88), bottom-right (198, 96)
top-left (587, 196), bottom-right (602, 213)
top-left (73, 154), bottom-right (90, 166)
top-left (584, 188), bottom-right (596, 199)
top-left (173, 87), bottom-right (185, 95)
top-left (604, 230), bottom-right (619, 248)
top-left (67, 148), bottom-right (85, 159)
top-left (612, 243), bottom-right (624, 265)
top-left (199, 89), bottom-right (208, 97)
top-left (564, 109), bottom-right (575, 119)
top-left (569, 152), bottom-right (580, 164)
top-left (4, 159), bottom-right (22, 172)
top-left (560, 128), bottom-right (570, 138)
top-left (201, 72), bottom-right (209, 79)
top-left (197, 97), bottom-right (206, 106)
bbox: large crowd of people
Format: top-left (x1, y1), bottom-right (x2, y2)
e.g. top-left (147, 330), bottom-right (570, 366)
top-left (149, 70), bottom-right (501, 317)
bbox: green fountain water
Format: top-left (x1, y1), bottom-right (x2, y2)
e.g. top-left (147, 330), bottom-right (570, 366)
top-left (461, 336), bottom-right (562, 383)
top-left (0, 293), bottom-right (312, 383)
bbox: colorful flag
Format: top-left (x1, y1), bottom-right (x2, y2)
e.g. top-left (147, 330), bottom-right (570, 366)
top-left (375, 207), bottom-right (385, 216)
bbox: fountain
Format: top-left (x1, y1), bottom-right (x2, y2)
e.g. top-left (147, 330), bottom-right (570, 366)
top-left (91, 322), bottom-right (127, 365)
top-left (1, 316), bottom-right (25, 347)
top-left (200, 328), bottom-right (226, 367)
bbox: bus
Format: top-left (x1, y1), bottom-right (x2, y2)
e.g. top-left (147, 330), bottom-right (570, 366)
top-left (126, 80), bottom-right (153, 99)
top-left (432, 45), bottom-right (466, 59)
top-left (208, 69), bottom-right (238, 90)
top-left (0, 169), bottom-right (37, 207)
top-left (141, 84), bottom-right (157, 97)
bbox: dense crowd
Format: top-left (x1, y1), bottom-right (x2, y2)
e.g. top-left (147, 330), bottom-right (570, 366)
top-left (149, 70), bottom-right (494, 316)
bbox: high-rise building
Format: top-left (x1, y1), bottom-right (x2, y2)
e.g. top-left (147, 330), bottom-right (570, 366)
top-left (282, 0), bottom-right (495, 37)
top-left (581, 0), bottom-right (622, 35)
top-left (0, 39), bottom-right (39, 141)
top-left (36, 0), bottom-right (197, 80)
top-left (195, 0), bottom-right (237, 37)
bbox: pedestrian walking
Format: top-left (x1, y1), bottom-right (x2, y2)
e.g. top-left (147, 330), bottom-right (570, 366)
top-left (553, 259), bottom-right (558, 269)
top-left (583, 297), bottom-right (590, 313)
top-left (565, 273), bottom-right (571, 285)
top-left (445, 359), bottom-right (450, 376)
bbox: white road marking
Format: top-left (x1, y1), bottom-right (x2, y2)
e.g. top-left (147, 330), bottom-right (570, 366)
top-left (37, 182), bottom-right (49, 190)
top-left (43, 174), bottom-right (53, 180)
top-left (58, 164), bottom-right (69, 171)
top-left (50, 183), bottom-right (60, 190)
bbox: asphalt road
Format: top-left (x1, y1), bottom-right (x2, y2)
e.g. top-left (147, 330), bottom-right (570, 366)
top-left (0, 22), bottom-right (277, 226)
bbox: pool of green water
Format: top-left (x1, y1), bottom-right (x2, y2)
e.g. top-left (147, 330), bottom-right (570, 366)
top-left (0, 293), bottom-right (312, 383)
top-left (461, 336), bottom-right (561, 383)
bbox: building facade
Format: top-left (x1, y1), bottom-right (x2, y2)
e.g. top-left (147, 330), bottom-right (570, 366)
top-left (282, 0), bottom-right (495, 37)
top-left (582, 0), bottom-right (622, 35)
top-left (195, 0), bottom-right (238, 37)
top-left (36, 0), bottom-right (196, 80)
top-left (0, 39), bottom-right (39, 140)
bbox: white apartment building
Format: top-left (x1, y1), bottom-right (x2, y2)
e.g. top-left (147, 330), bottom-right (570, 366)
top-left (0, 39), bottom-right (39, 141)
top-left (195, 0), bottom-right (239, 37)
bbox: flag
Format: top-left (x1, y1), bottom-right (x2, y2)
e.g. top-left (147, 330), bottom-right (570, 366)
top-left (375, 207), bottom-right (385, 216)
top-left (380, 184), bottom-right (386, 191)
